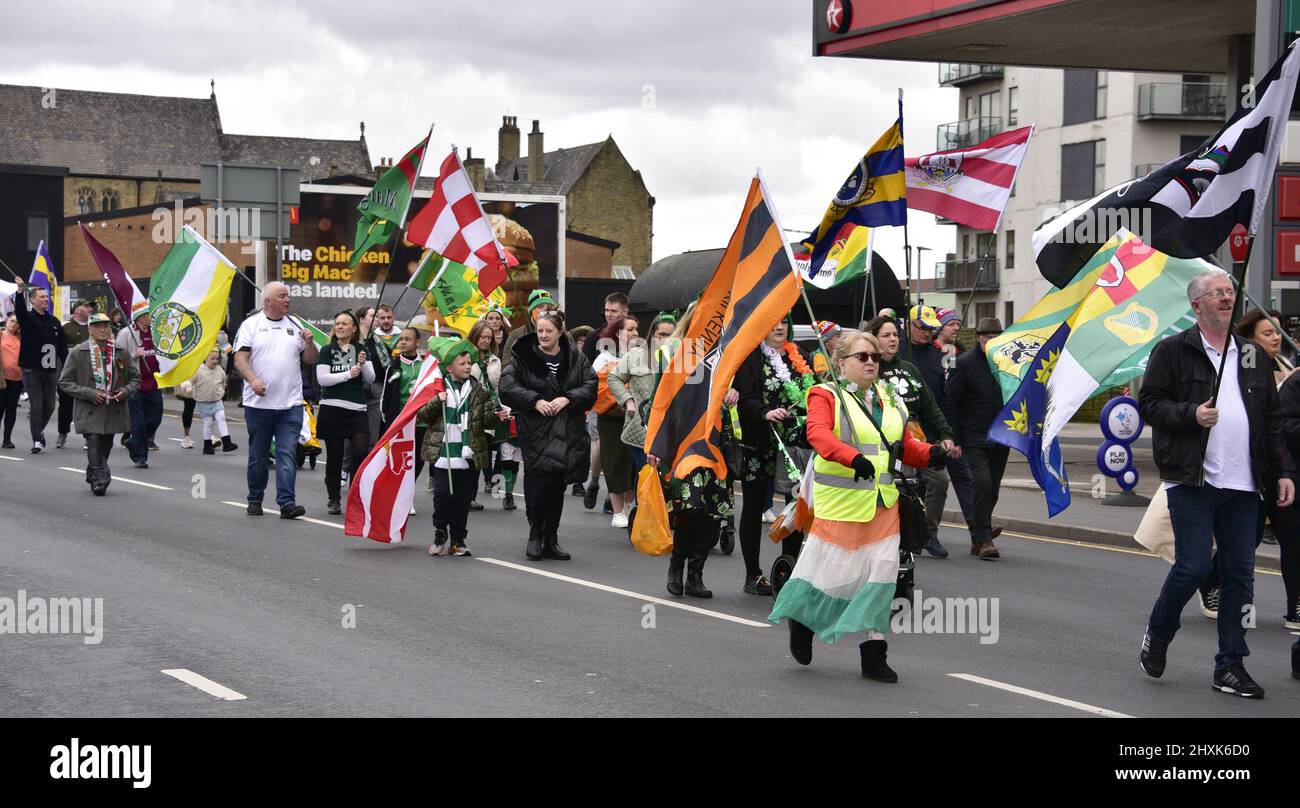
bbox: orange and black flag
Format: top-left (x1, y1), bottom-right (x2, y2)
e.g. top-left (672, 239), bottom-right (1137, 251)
top-left (645, 174), bottom-right (801, 480)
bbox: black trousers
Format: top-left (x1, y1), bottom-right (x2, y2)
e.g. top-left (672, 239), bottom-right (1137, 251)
top-left (432, 465), bottom-right (478, 544)
top-left (58, 389), bottom-right (75, 435)
top-left (672, 510), bottom-right (715, 574)
top-left (1, 380), bottom-right (22, 442)
top-left (529, 472), bottom-right (566, 539)
top-left (181, 397), bottom-right (197, 431)
top-left (965, 444), bottom-right (1010, 544)
top-left (740, 476), bottom-right (771, 579)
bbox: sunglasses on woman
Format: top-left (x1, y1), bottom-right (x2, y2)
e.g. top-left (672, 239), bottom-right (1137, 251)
top-left (847, 351), bottom-right (882, 364)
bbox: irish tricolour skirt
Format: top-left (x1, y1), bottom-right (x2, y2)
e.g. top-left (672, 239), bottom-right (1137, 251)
top-left (767, 505), bottom-right (901, 644)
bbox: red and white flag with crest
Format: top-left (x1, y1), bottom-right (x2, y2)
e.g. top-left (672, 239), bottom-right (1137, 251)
top-left (904, 125), bottom-right (1034, 232)
top-left (345, 355), bottom-right (445, 543)
top-left (406, 149), bottom-right (512, 295)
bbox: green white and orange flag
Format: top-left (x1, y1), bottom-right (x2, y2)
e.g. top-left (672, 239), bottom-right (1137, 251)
top-left (147, 225), bottom-right (237, 386)
top-left (349, 126), bottom-right (432, 268)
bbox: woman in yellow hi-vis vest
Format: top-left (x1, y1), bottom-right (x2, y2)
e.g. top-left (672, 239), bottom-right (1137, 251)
top-left (768, 331), bottom-right (947, 682)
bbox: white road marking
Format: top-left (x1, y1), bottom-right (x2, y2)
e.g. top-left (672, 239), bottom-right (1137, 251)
top-left (0, 455), bottom-right (24, 461)
top-left (220, 501), bottom-right (343, 530)
top-left (948, 673), bottom-right (1132, 718)
top-left (58, 466), bottom-right (174, 490)
top-left (476, 557), bottom-right (771, 628)
top-left (161, 668), bottom-right (247, 701)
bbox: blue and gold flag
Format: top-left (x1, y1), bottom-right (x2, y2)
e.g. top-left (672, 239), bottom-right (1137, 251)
top-left (804, 94), bottom-right (906, 275)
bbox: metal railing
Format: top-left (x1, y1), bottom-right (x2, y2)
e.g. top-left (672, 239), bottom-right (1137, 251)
top-left (938, 63), bottom-right (1005, 86)
top-left (935, 258), bottom-right (999, 292)
top-left (936, 117), bottom-right (1003, 151)
top-left (1137, 81), bottom-right (1227, 120)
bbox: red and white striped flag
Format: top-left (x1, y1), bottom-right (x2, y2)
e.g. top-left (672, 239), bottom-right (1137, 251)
top-left (344, 355), bottom-right (445, 543)
top-left (406, 150), bottom-right (511, 296)
top-left (904, 125), bottom-right (1034, 231)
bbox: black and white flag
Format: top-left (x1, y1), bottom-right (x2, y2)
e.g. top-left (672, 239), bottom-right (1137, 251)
top-left (1033, 41), bottom-right (1300, 288)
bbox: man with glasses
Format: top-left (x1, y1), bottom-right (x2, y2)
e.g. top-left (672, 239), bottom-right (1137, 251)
top-left (946, 317), bottom-right (1009, 559)
top-left (1138, 269), bottom-right (1294, 699)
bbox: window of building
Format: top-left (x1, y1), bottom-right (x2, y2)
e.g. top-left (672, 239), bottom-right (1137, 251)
top-left (26, 216), bottom-right (48, 251)
top-left (1094, 140), bottom-right (1107, 196)
top-left (1063, 69), bottom-right (1100, 126)
top-left (1005, 301), bottom-right (1015, 327)
top-left (1180, 133), bottom-right (1207, 156)
top-left (1061, 141), bottom-right (1096, 200)
top-left (979, 90), bottom-right (1000, 123)
top-left (101, 189), bottom-right (120, 212)
top-left (1008, 86), bottom-right (1020, 127)
top-left (77, 187), bottom-right (94, 215)
top-left (976, 233), bottom-right (995, 262)
top-left (976, 302), bottom-right (996, 322)
top-left (962, 233), bottom-right (972, 258)
top-left (1005, 230), bottom-right (1015, 270)
top-left (1095, 70), bottom-right (1108, 119)
top-left (965, 94), bottom-right (977, 120)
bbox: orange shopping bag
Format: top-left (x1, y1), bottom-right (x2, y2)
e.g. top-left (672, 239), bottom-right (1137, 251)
top-left (630, 465), bottom-right (673, 556)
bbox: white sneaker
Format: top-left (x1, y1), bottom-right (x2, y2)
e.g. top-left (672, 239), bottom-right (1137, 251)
top-left (181, 437), bottom-right (194, 449)
top-left (762, 508), bottom-right (777, 524)
top-left (429, 541), bottom-right (449, 557)
top-left (409, 505), bottom-right (416, 515)
top-left (611, 512), bottom-right (629, 529)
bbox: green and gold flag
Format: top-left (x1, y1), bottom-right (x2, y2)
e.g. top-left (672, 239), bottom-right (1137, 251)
top-left (350, 127), bottom-right (431, 267)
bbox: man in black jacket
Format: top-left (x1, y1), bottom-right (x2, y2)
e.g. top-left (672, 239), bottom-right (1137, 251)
top-left (1138, 268), bottom-right (1295, 699)
top-left (12, 278), bottom-right (69, 453)
top-left (946, 318), bottom-right (1008, 559)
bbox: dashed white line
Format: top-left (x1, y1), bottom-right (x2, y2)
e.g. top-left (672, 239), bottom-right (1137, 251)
top-left (0, 454), bottom-right (24, 461)
top-left (58, 466), bottom-right (174, 490)
top-left (220, 501), bottom-right (343, 530)
top-left (161, 668), bottom-right (247, 701)
top-left (476, 557), bottom-right (772, 628)
top-left (948, 673), bottom-right (1133, 718)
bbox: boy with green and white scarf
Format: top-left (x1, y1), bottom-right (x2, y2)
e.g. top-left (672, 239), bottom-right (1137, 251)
top-left (418, 337), bottom-right (503, 557)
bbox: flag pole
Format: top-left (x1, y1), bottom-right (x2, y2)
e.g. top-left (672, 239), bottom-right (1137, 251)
top-left (229, 268), bottom-right (318, 339)
top-left (374, 125), bottom-right (434, 311)
top-left (1208, 236), bottom-right (1254, 407)
top-left (960, 234), bottom-right (999, 328)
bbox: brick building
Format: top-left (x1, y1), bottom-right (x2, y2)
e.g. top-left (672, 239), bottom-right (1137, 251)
top-left (473, 116), bottom-right (654, 275)
top-left (0, 81), bottom-right (373, 284)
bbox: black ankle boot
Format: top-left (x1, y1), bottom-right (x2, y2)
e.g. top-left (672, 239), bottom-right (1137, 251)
top-left (221, 435), bottom-right (239, 452)
top-left (860, 639), bottom-right (898, 683)
top-left (525, 525), bottom-right (544, 560)
top-left (541, 533), bottom-right (570, 561)
top-left (788, 620), bottom-right (814, 666)
top-left (684, 554), bottom-right (712, 598)
top-left (667, 557), bottom-right (684, 596)
top-left (202, 440), bottom-right (215, 455)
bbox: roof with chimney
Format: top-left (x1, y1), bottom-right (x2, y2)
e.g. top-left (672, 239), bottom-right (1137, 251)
top-left (0, 82), bottom-right (373, 181)
top-left (486, 141), bottom-right (606, 196)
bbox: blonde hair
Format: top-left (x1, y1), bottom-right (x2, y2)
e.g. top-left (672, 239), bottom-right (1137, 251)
top-left (832, 330), bottom-right (877, 363)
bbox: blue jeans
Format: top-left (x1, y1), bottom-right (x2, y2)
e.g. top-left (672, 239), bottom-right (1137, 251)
top-left (127, 390), bottom-right (164, 463)
top-left (1149, 484), bottom-right (1260, 670)
top-left (245, 406), bottom-right (303, 507)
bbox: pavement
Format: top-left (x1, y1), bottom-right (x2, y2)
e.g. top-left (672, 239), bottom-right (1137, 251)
top-left (1, 401), bottom-right (1297, 717)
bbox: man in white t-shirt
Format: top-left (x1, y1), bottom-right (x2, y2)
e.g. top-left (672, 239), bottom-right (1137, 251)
top-left (234, 282), bottom-right (319, 519)
top-left (1138, 268), bottom-right (1295, 699)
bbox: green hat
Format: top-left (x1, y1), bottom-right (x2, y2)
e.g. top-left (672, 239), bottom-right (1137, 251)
top-left (73, 298), bottom-right (96, 311)
top-left (87, 313), bottom-right (111, 325)
top-left (527, 289), bottom-right (556, 316)
top-left (427, 336), bottom-right (479, 367)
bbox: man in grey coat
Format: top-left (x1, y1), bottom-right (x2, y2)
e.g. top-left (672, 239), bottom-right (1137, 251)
top-left (58, 314), bottom-right (140, 495)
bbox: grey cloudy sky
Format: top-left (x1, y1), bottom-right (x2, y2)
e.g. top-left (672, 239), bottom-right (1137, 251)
top-left (1, 0), bottom-right (960, 278)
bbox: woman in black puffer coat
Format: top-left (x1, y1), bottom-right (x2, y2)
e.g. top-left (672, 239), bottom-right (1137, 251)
top-left (499, 310), bottom-right (598, 561)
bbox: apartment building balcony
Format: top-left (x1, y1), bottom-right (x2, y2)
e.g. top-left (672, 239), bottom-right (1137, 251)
top-left (936, 116), bottom-right (1002, 152)
top-left (1134, 162), bottom-right (1164, 177)
top-left (1137, 81), bottom-right (1228, 121)
top-left (935, 258), bottom-right (999, 292)
top-left (938, 62), bottom-right (1005, 87)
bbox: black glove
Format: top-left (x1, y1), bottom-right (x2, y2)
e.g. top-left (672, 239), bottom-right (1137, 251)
top-left (851, 454), bottom-right (875, 482)
top-left (928, 445), bottom-right (949, 470)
